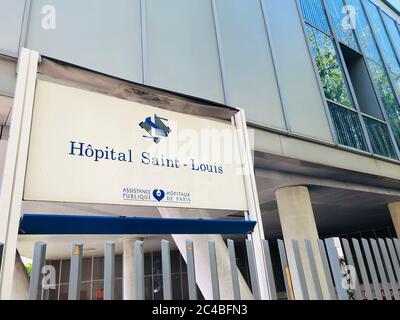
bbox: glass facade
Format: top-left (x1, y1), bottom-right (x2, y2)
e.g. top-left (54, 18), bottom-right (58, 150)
top-left (300, 0), bottom-right (400, 159)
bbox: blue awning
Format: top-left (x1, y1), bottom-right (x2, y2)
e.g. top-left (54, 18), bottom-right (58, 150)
top-left (19, 214), bottom-right (256, 235)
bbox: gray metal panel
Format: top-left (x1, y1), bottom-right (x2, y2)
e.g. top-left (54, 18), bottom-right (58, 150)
top-left (26, 0), bottom-right (143, 82)
top-left (186, 239), bottom-right (197, 300)
top-left (227, 239), bottom-right (240, 300)
top-left (325, 238), bottom-right (349, 300)
top-left (361, 238), bottom-right (383, 300)
top-left (341, 238), bottom-right (362, 300)
top-left (29, 241), bottom-right (46, 300)
top-left (262, 0), bottom-right (334, 143)
top-left (370, 239), bottom-right (391, 300)
top-left (135, 240), bottom-right (145, 300)
top-left (378, 239), bottom-right (399, 300)
top-left (161, 240), bottom-right (172, 300)
top-left (245, 239), bottom-right (260, 300)
top-left (208, 240), bottom-right (220, 300)
top-left (212, 0), bottom-right (286, 130)
top-left (352, 238), bottom-right (373, 300)
top-left (291, 240), bottom-right (309, 300)
top-left (68, 243), bottom-right (82, 300)
top-left (317, 239), bottom-right (336, 300)
top-left (262, 240), bottom-right (277, 300)
top-left (104, 241), bottom-right (115, 300)
top-left (304, 239), bottom-right (323, 300)
top-left (144, 0), bottom-right (224, 103)
top-left (0, 57), bottom-right (17, 97)
top-left (386, 238), bottom-right (400, 284)
top-left (277, 239), bottom-right (293, 300)
top-left (0, 0), bottom-right (25, 56)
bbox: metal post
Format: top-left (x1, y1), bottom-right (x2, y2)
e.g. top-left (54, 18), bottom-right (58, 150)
top-left (386, 238), bottom-right (400, 285)
top-left (227, 239), bottom-right (240, 300)
top-left (341, 238), bottom-right (362, 300)
top-left (361, 238), bottom-right (382, 300)
top-left (29, 241), bottom-right (47, 300)
top-left (186, 240), bottom-right (197, 300)
top-left (245, 239), bottom-right (260, 300)
top-left (317, 239), bottom-right (336, 300)
top-left (325, 238), bottom-right (349, 300)
top-left (352, 238), bottom-right (373, 300)
top-left (68, 243), bottom-right (83, 300)
top-left (291, 240), bottom-right (309, 300)
top-left (262, 240), bottom-right (277, 300)
top-left (135, 240), bottom-right (144, 300)
top-left (370, 239), bottom-right (391, 300)
top-left (378, 239), bottom-right (399, 300)
top-left (0, 243), bottom-right (3, 273)
top-left (104, 241), bottom-right (115, 300)
top-left (161, 240), bottom-right (172, 300)
top-left (304, 239), bottom-right (323, 300)
top-left (208, 240), bottom-right (220, 300)
top-left (277, 239), bottom-right (294, 300)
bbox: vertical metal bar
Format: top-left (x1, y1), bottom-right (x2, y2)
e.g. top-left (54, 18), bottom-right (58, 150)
top-left (361, 238), bottom-right (382, 300)
top-left (262, 240), bottom-right (277, 300)
top-left (277, 239), bottom-right (294, 300)
top-left (304, 239), bottom-right (323, 300)
top-left (378, 239), bottom-right (399, 300)
top-left (370, 239), bottom-right (391, 300)
top-left (291, 240), bottom-right (309, 300)
top-left (245, 239), bottom-right (260, 300)
top-left (29, 241), bottom-right (46, 300)
top-left (135, 240), bottom-right (144, 300)
top-left (186, 240), bottom-right (197, 300)
top-left (208, 240), bottom-right (220, 300)
top-left (325, 238), bottom-right (349, 300)
top-left (341, 238), bottom-right (362, 300)
top-left (227, 239), bottom-right (240, 300)
top-left (352, 239), bottom-right (373, 300)
top-left (104, 241), bottom-right (115, 300)
top-left (317, 239), bottom-right (336, 300)
top-left (0, 243), bottom-right (3, 275)
top-left (386, 238), bottom-right (400, 284)
top-left (161, 240), bottom-right (172, 300)
top-left (394, 239), bottom-right (400, 263)
top-left (68, 243), bottom-right (83, 300)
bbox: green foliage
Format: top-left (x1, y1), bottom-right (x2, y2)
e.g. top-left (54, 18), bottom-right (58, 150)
top-left (25, 263), bottom-right (32, 277)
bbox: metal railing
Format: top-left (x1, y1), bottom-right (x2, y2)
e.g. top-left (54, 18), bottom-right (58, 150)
top-left (26, 237), bottom-right (400, 300)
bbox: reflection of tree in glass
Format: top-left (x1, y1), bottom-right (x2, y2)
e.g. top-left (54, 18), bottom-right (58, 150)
top-left (368, 60), bottom-right (400, 146)
top-left (306, 25), bottom-right (353, 108)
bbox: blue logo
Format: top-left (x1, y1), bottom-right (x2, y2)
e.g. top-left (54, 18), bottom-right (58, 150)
top-left (139, 114), bottom-right (171, 144)
top-left (153, 189), bottom-right (165, 202)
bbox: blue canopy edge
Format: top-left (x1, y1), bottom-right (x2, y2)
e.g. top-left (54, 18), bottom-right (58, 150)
top-left (19, 214), bottom-right (256, 235)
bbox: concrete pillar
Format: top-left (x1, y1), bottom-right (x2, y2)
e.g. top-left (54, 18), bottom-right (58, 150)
top-left (157, 208), bottom-right (253, 300)
top-left (122, 237), bottom-right (140, 300)
top-left (275, 186), bottom-right (329, 300)
top-left (388, 202), bottom-right (400, 238)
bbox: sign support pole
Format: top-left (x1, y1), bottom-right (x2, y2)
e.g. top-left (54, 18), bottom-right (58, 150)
top-left (0, 49), bottom-right (38, 299)
top-left (233, 109), bottom-right (271, 300)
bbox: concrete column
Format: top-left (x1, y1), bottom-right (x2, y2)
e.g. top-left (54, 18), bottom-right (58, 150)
top-left (122, 237), bottom-right (140, 300)
top-left (388, 202), bottom-right (400, 238)
top-left (275, 186), bottom-right (329, 300)
top-left (157, 208), bottom-right (253, 300)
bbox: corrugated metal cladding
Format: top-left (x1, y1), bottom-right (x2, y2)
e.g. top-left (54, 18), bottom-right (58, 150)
top-left (1, 0), bottom-right (354, 144)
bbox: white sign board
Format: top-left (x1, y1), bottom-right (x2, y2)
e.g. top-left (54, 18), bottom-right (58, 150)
top-left (23, 80), bottom-right (248, 211)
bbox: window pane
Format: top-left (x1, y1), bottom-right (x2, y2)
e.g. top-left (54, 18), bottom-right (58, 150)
top-left (299, 0), bottom-right (331, 34)
top-left (328, 102), bottom-right (369, 151)
top-left (363, 116), bottom-right (397, 159)
top-left (346, 0), bottom-right (382, 64)
top-left (325, 0), bottom-right (359, 51)
top-left (367, 59), bottom-right (400, 148)
top-left (364, 1), bottom-right (400, 75)
top-left (381, 13), bottom-right (400, 61)
top-left (306, 25), bottom-right (354, 108)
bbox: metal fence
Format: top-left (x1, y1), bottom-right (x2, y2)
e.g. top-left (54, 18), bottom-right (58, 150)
top-left (24, 237), bottom-right (400, 300)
